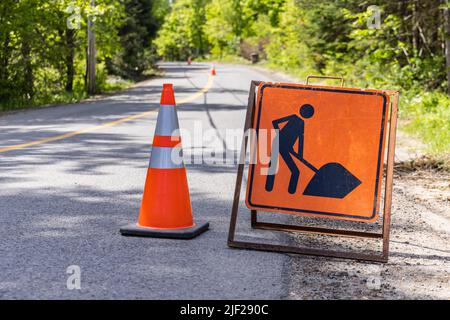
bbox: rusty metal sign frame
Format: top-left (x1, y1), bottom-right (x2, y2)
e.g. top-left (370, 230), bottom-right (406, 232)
top-left (227, 80), bottom-right (400, 263)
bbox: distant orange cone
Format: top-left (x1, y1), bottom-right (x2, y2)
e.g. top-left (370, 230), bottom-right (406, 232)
top-left (120, 83), bottom-right (209, 239)
top-left (211, 64), bottom-right (216, 76)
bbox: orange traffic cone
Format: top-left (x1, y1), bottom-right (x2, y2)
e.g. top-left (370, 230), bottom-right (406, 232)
top-left (211, 64), bottom-right (216, 76)
top-left (120, 84), bottom-right (209, 239)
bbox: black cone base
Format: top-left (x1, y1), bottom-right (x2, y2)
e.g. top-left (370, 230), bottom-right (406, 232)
top-left (120, 222), bottom-right (209, 239)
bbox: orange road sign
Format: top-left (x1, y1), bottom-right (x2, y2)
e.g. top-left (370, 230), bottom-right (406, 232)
top-left (246, 82), bottom-right (390, 223)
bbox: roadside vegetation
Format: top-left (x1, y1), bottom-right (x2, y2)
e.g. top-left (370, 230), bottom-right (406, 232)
top-left (0, 0), bottom-right (168, 112)
top-left (154, 0), bottom-right (450, 164)
top-left (1, 0), bottom-right (448, 165)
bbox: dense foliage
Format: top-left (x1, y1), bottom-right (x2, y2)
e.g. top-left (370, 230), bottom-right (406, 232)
top-left (0, 0), bottom-right (166, 110)
top-left (0, 0), bottom-right (448, 155)
top-left (155, 0), bottom-right (447, 91)
top-left (154, 0), bottom-right (449, 155)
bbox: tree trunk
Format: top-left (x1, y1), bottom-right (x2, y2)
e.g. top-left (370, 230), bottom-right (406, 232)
top-left (444, 6), bottom-right (450, 95)
top-left (412, 0), bottom-right (419, 52)
top-left (65, 29), bottom-right (75, 92)
top-left (0, 35), bottom-right (10, 84)
top-left (21, 40), bottom-right (33, 100)
top-left (86, 0), bottom-right (96, 95)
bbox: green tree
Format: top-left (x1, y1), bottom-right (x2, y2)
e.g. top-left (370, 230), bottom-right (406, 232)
top-left (154, 0), bottom-right (209, 60)
top-left (204, 0), bottom-right (237, 56)
top-left (0, 0), bottom-right (126, 109)
top-left (110, 0), bottom-right (168, 79)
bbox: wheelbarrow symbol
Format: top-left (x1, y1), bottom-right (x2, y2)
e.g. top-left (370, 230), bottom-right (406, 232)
top-left (265, 104), bottom-right (362, 199)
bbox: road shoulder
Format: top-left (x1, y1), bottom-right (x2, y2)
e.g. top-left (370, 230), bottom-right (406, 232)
top-left (242, 63), bottom-right (450, 299)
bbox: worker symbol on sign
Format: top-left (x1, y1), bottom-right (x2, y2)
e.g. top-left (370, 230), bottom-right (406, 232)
top-left (264, 104), bottom-right (362, 199)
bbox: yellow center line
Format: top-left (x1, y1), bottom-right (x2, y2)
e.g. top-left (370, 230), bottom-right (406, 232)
top-left (0, 73), bottom-right (214, 154)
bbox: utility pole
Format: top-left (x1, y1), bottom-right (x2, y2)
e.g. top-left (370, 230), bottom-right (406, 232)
top-left (87, 0), bottom-right (96, 95)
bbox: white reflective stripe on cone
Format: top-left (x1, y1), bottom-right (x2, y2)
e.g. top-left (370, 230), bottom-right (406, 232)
top-left (155, 105), bottom-right (180, 136)
top-left (149, 146), bottom-right (184, 169)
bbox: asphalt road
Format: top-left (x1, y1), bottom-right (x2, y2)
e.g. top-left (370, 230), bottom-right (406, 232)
top-left (0, 62), bottom-right (294, 299)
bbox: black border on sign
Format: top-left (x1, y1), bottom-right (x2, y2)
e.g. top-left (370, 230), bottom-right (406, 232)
top-left (246, 84), bottom-right (388, 221)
